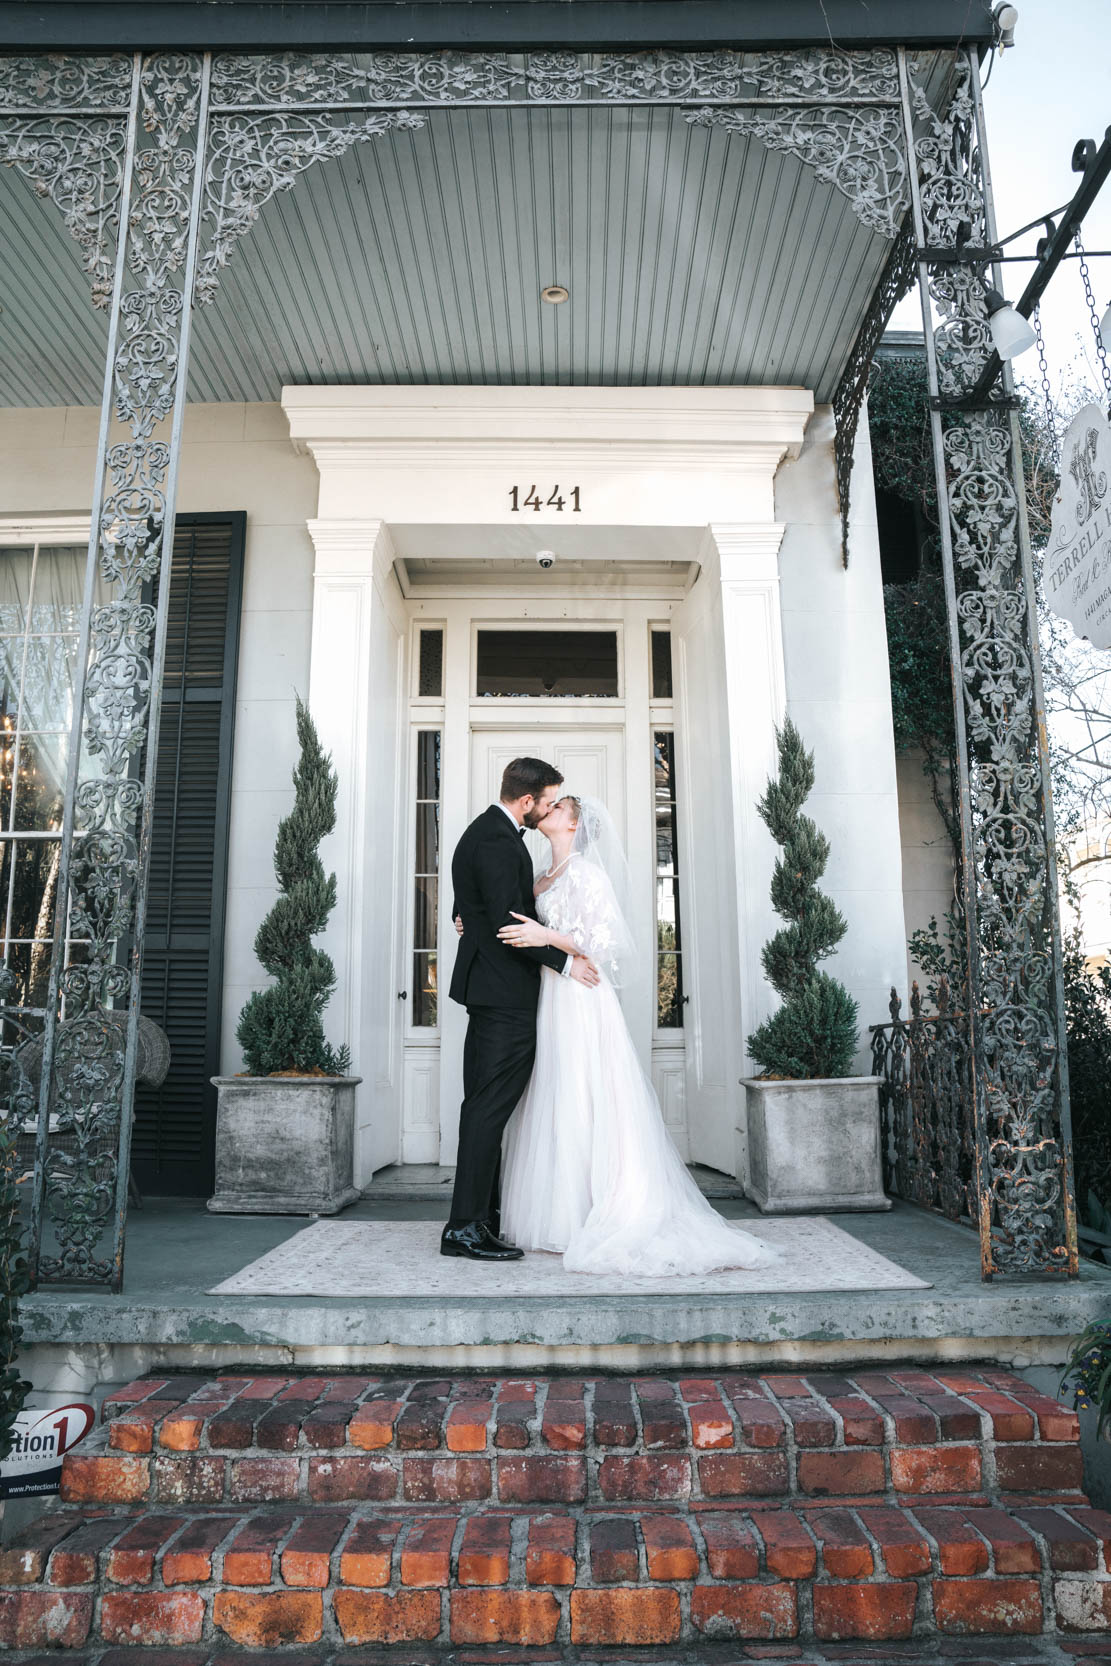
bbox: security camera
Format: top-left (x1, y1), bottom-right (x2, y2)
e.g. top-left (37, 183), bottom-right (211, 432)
top-left (536, 550), bottom-right (556, 570)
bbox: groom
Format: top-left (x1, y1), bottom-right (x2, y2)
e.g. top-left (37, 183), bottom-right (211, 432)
top-left (442, 757), bottom-right (600, 1261)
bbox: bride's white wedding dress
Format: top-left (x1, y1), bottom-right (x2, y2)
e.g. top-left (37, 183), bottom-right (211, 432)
top-left (501, 852), bottom-right (777, 1276)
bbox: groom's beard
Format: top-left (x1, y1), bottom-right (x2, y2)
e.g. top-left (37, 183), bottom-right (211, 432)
top-left (523, 805), bottom-right (551, 829)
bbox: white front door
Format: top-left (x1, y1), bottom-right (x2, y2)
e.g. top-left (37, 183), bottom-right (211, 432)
top-left (469, 728), bottom-right (627, 874)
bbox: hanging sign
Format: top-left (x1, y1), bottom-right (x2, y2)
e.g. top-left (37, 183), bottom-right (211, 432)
top-left (0, 1401), bottom-right (95, 1498)
top-left (1046, 402), bottom-right (1111, 650)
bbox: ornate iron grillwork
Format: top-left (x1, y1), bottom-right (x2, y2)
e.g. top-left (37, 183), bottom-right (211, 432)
top-left (0, 40), bottom-right (1075, 1284)
top-left (871, 982), bottom-right (975, 1223)
top-left (899, 47), bottom-right (1076, 1277)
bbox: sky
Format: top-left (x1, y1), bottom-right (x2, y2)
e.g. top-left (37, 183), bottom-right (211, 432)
top-left (887, 0), bottom-right (1111, 400)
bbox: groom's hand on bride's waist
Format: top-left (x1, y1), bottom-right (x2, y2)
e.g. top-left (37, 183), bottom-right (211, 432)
top-left (570, 955), bottom-right (601, 988)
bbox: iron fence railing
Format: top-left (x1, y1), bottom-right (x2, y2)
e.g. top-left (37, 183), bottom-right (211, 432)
top-left (870, 979), bottom-right (976, 1226)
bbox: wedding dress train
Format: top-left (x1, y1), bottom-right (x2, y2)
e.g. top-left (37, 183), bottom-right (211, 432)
top-left (501, 853), bottom-right (777, 1276)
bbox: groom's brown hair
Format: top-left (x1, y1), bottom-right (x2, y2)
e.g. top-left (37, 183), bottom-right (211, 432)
top-left (501, 756), bottom-right (563, 803)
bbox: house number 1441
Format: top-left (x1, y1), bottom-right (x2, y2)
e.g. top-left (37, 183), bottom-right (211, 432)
top-left (509, 485), bottom-right (582, 512)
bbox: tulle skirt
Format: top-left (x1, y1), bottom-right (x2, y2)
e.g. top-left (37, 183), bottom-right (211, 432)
top-left (501, 967), bottom-right (778, 1276)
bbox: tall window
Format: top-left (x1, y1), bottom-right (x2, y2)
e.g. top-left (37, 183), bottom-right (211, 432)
top-left (412, 730), bottom-right (441, 1027)
top-left (654, 730), bottom-right (684, 1028)
top-left (0, 543), bottom-right (110, 1043)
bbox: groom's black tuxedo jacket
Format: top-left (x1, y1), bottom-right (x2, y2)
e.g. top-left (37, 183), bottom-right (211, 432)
top-left (449, 805), bottom-right (569, 1010)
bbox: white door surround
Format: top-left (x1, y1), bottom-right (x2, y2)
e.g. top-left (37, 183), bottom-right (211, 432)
top-left (289, 385), bottom-right (814, 1188)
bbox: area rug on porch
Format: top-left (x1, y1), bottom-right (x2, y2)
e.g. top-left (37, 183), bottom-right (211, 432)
top-left (208, 1216), bottom-right (931, 1297)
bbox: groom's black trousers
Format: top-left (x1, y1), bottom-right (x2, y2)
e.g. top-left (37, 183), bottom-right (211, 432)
top-left (448, 1005), bottom-right (536, 1229)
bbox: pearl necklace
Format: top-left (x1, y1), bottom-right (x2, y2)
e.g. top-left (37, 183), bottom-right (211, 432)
top-left (544, 852), bottom-right (574, 881)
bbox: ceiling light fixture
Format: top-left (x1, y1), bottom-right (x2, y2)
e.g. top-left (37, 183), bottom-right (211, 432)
top-left (541, 284), bottom-right (569, 304)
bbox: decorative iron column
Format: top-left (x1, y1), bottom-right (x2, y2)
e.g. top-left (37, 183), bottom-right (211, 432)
top-left (899, 48), bottom-right (1077, 1278)
top-left (1, 53), bottom-right (211, 1287)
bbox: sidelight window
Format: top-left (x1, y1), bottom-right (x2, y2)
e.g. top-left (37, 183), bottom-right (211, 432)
top-left (412, 730), bottom-right (441, 1028)
top-left (653, 730), bottom-right (684, 1029)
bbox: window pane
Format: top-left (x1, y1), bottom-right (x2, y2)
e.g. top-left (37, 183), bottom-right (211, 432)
top-left (655, 806), bottom-right (677, 875)
top-left (653, 730), bottom-right (683, 1030)
top-left (658, 954), bottom-right (683, 1028)
top-left (13, 735), bottom-right (68, 831)
top-left (412, 951), bottom-right (438, 1027)
top-left (0, 551), bottom-right (34, 635)
top-left (17, 634), bottom-right (82, 732)
top-left (413, 876), bottom-right (438, 951)
top-left (651, 630), bottom-right (673, 699)
top-left (3, 836), bottom-right (61, 943)
top-left (653, 731), bottom-right (674, 799)
top-left (416, 730), bottom-right (440, 799)
top-left (476, 630), bottom-right (618, 698)
top-left (415, 802), bottom-right (439, 876)
top-left (418, 629), bottom-right (444, 698)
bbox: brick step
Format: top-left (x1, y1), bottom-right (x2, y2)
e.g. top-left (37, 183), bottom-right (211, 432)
top-left (3, 1498), bottom-right (1111, 1650)
top-left (67, 1369), bottom-right (1084, 1510)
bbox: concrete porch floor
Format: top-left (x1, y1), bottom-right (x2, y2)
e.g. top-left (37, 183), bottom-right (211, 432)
top-left (19, 1190), bottom-right (1111, 1374)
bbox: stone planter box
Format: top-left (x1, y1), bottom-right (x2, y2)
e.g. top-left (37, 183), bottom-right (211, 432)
top-left (741, 1075), bottom-right (890, 1214)
top-left (208, 1074), bottom-right (362, 1215)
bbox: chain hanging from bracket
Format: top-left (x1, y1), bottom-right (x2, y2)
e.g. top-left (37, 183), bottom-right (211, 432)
top-left (1075, 229), bottom-right (1111, 411)
top-left (1033, 307), bottom-right (1060, 472)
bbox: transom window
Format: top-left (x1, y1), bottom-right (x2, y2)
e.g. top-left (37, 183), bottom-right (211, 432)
top-left (476, 629), bottom-right (619, 698)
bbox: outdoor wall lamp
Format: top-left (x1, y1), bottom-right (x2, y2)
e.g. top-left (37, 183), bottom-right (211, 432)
top-left (992, 3), bottom-right (1019, 49)
top-left (984, 286), bottom-right (1037, 359)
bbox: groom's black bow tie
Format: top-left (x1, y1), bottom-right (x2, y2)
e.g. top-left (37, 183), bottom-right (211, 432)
top-left (518, 826), bottom-right (526, 837)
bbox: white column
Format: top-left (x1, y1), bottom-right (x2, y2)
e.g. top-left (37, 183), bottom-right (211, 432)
top-left (710, 523), bottom-right (788, 1182)
top-left (307, 517), bottom-right (404, 1181)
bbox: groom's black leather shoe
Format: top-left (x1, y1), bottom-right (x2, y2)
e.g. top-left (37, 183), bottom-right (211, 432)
top-left (440, 1222), bottom-right (524, 1261)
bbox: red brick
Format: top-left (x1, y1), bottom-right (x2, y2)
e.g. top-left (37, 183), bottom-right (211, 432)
top-left (752, 1510), bottom-right (817, 1579)
top-left (498, 1378), bottom-right (538, 1400)
top-left (163, 1517), bottom-right (233, 1585)
top-left (1012, 1390), bottom-right (1080, 1442)
top-left (108, 1402), bottom-right (179, 1452)
top-left (526, 1514), bottom-right (576, 1585)
top-left (333, 1589), bottom-right (442, 1644)
top-left (691, 1583), bottom-right (797, 1640)
top-left (348, 1398), bottom-right (402, 1450)
top-left (590, 1516), bottom-right (638, 1583)
top-left (797, 1450), bottom-right (885, 1496)
top-left (275, 1375), bottom-right (332, 1401)
top-left (919, 1394), bottom-right (983, 1441)
top-left (890, 1444), bottom-right (981, 1494)
top-left (914, 1507), bottom-right (989, 1575)
top-left (829, 1396), bottom-right (884, 1445)
top-left (735, 1400), bottom-right (786, 1447)
top-left (870, 1393), bottom-right (937, 1444)
top-left (637, 1387), bottom-right (687, 1450)
top-left (153, 1454), bottom-right (226, 1504)
top-left (699, 1452), bottom-right (788, 1498)
top-left (106, 1514), bottom-right (181, 1584)
top-left (599, 1454), bottom-right (692, 1500)
top-left (1015, 1507), bottom-right (1099, 1571)
top-left (303, 1403), bottom-right (355, 1448)
top-left (1065, 1506), bottom-right (1111, 1560)
top-left (1055, 1576), bottom-right (1111, 1632)
top-left (208, 1408), bottom-right (256, 1449)
top-left (446, 1401), bottom-right (490, 1452)
top-left (396, 1400), bottom-right (445, 1449)
top-left (307, 1455), bottom-right (396, 1501)
top-left (339, 1518), bottom-right (401, 1587)
top-left (934, 1577), bottom-right (1043, 1634)
top-left (965, 1390), bottom-right (1035, 1441)
top-left (810, 1509), bottom-right (873, 1578)
top-left (763, 1373), bottom-right (808, 1397)
top-left (48, 1519), bottom-right (125, 1586)
top-left (280, 1513), bottom-right (348, 1586)
top-left (0, 1591), bottom-right (93, 1649)
top-left (400, 1517), bottom-right (455, 1587)
top-left (995, 1443), bottom-right (1085, 1493)
top-left (494, 1404), bottom-right (534, 1448)
top-left (973, 1505), bottom-right (1041, 1573)
top-left (778, 1397), bottom-right (836, 1447)
top-left (402, 1456), bottom-right (491, 1502)
top-left (212, 1590), bottom-right (323, 1646)
top-left (105, 1377), bottom-right (171, 1407)
top-left (592, 1387), bottom-right (636, 1447)
top-left (0, 1515), bottom-right (80, 1583)
top-left (570, 1588), bottom-right (680, 1646)
top-left (451, 1589), bottom-right (560, 1645)
top-left (813, 1581), bottom-right (916, 1641)
top-left (642, 1514), bottom-right (698, 1581)
top-left (498, 1454), bottom-right (587, 1503)
top-left (699, 1513), bottom-right (759, 1579)
top-left (159, 1413), bottom-right (204, 1450)
top-left (223, 1515), bottom-right (296, 1585)
top-left (458, 1514), bottom-right (511, 1585)
top-left (542, 1397), bottom-right (586, 1451)
top-left (60, 1453), bottom-right (149, 1503)
top-left (101, 1592), bottom-right (205, 1646)
top-left (229, 1454), bottom-right (299, 1502)
top-left (689, 1399), bottom-right (734, 1449)
top-left (857, 1506), bottom-right (931, 1576)
top-left (235, 1376), bottom-right (293, 1398)
top-left (679, 1376), bottom-right (720, 1399)
top-left (257, 1401), bottom-right (313, 1451)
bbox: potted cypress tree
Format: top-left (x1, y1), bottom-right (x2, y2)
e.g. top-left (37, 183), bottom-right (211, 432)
top-left (209, 695), bottom-right (360, 1214)
top-left (740, 718), bottom-right (889, 1213)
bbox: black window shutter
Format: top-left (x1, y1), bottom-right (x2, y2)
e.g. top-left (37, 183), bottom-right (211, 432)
top-left (132, 513), bottom-right (244, 1195)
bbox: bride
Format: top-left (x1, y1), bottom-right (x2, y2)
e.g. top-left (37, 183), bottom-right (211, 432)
top-left (492, 793), bottom-right (778, 1276)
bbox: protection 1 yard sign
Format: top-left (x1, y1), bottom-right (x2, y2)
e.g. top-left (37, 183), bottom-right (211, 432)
top-left (1, 1402), bottom-right (95, 1497)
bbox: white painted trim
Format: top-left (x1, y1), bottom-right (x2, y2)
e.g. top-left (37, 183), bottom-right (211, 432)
top-left (0, 514), bottom-right (91, 545)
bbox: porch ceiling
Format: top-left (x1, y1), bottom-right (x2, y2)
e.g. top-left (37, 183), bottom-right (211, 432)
top-left (3, 102), bottom-right (899, 408)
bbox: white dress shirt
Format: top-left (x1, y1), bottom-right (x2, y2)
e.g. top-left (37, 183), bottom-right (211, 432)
top-left (494, 802), bottom-right (573, 975)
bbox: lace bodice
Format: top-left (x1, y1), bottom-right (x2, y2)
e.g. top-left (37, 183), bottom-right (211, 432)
top-left (536, 854), bottom-right (629, 983)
